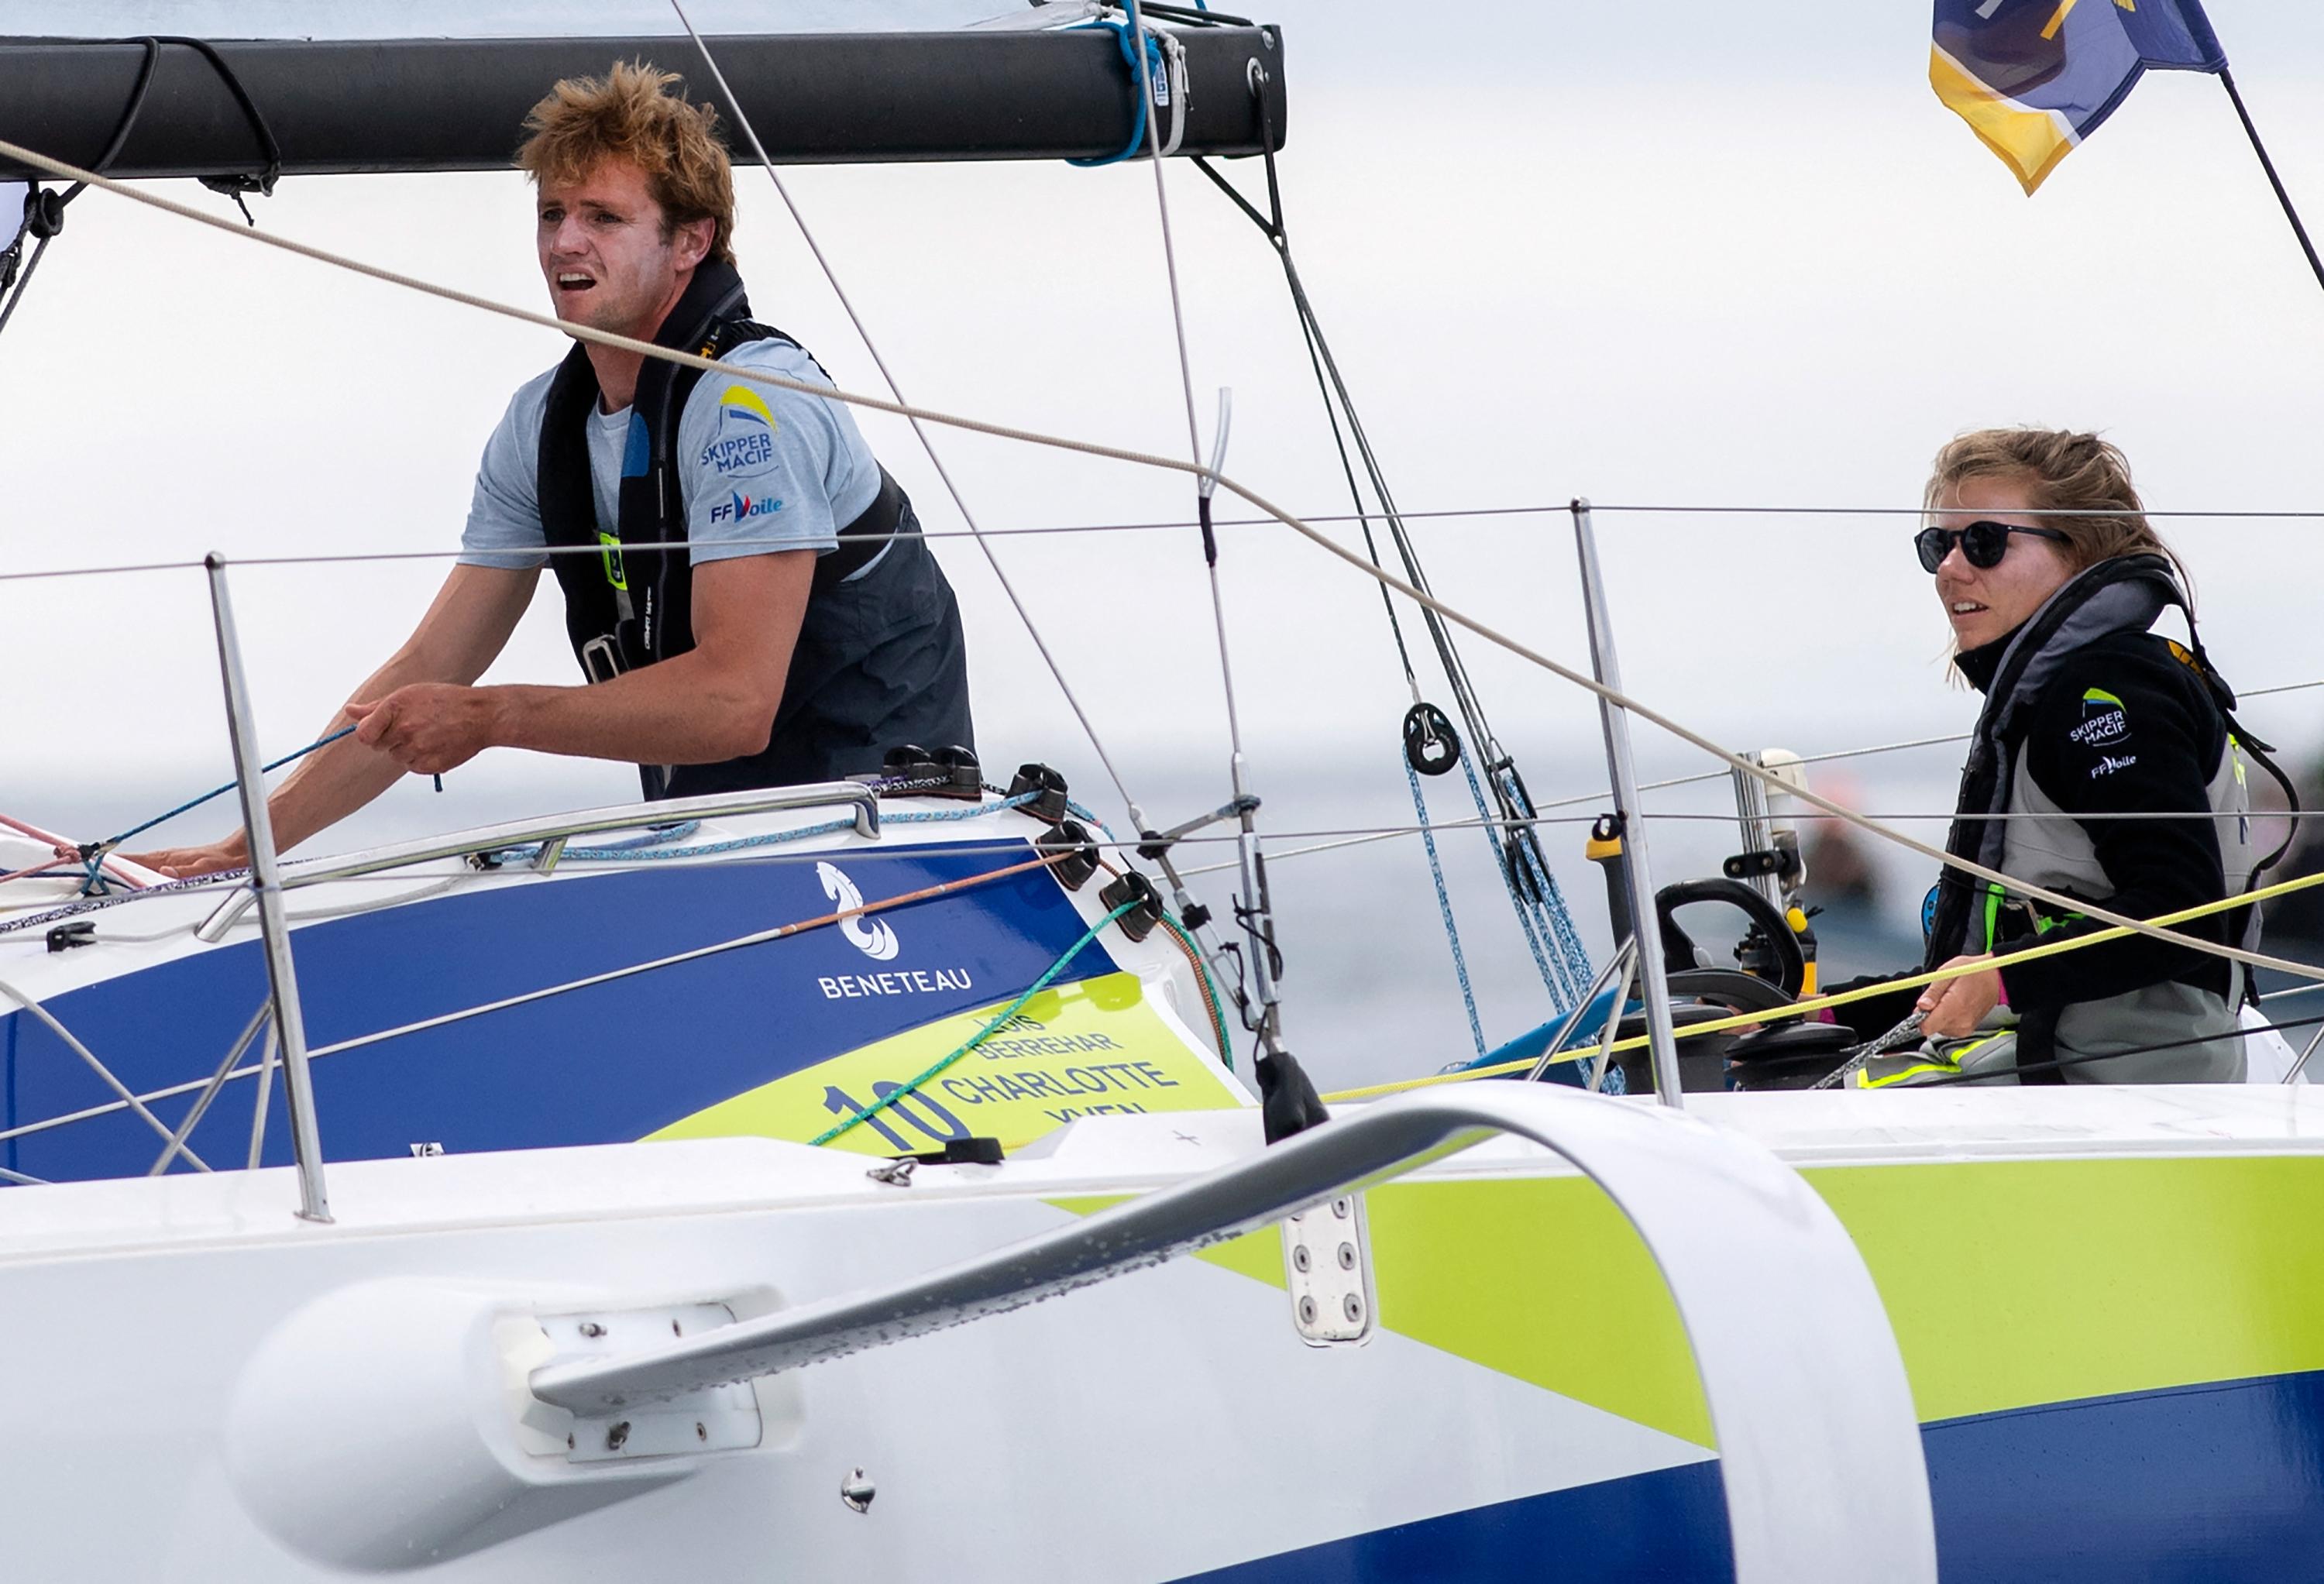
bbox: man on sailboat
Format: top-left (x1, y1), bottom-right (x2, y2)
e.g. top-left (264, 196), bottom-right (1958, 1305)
top-left (131, 62), bottom-right (972, 876)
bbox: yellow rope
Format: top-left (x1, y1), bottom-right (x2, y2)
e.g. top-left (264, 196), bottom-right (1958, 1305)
top-left (1322, 864), bottom-right (2324, 1103)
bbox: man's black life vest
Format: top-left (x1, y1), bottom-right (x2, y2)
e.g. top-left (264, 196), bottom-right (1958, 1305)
top-left (537, 257), bottom-right (904, 798)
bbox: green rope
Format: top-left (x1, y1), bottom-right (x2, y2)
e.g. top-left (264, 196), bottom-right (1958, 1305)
top-left (812, 899), bottom-right (1139, 1148)
top-left (1158, 910), bottom-right (1234, 1071)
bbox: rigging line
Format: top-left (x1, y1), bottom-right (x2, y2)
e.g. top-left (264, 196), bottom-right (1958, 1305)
top-left (1194, 140), bottom-right (1497, 760)
top-left (0, 232), bottom-right (52, 342)
top-left (1195, 129), bottom-right (1421, 697)
top-left (1299, 276), bottom-right (1418, 688)
top-left (96, 725), bottom-right (356, 853)
top-left (1132, 0), bottom-right (1208, 478)
top-left (1195, 119), bottom-right (1573, 1005)
top-left (5, 134), bottom-right (2314, 974)
top-left (668, 3), bottom-right (1141, 826)
top-left (0, 36), bottom-right (157, 345)
top-left (1116, 0), bottom-right (1257, 795)
top-left (1189, 93), bottom-right (1592, 1005)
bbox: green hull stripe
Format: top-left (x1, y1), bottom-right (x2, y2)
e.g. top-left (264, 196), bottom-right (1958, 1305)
top-left (1056, 1152), bottom-right (2324, 1451)
top-left (1367, 1178), bottom-right (1715, 1446)
top-left (1811, 1154), bottom-right (2324, 1424)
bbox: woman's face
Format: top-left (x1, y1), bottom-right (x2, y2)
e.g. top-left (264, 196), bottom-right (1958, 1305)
top-left (1930, 474), bottom-right (2078, 651)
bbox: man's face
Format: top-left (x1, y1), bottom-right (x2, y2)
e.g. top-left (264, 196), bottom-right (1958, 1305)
top-left (535, 159), bottom-right (706, 340)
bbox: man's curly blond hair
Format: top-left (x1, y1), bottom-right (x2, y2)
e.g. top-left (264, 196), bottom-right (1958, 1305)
top-left (517, 61), bottom-right (737, 267)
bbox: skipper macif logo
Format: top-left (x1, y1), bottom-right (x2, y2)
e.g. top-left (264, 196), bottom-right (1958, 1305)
top-left (2069, 686), bottom-right (2130, 747)
top-left (700, 385), bottom-right (779, 477)
top-left (709, 490), bottom-right (784, 525)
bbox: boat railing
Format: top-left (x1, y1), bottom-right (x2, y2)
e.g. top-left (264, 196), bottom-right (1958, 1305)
top-left (191, 780), bottom-right (882, 942)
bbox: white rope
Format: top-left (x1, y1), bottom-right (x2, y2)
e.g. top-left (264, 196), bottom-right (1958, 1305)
top-left (2, 134), bottom-right (2314, 985)
top-left (668, 2), bottom-right (1144, 824)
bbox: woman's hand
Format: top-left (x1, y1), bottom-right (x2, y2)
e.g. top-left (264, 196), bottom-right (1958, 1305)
top-left (1917, 954), bottom-right (2002, 1039)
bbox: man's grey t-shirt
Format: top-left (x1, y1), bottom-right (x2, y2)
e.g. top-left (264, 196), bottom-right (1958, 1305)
top-left (460, 337), bottom-right (888, 579)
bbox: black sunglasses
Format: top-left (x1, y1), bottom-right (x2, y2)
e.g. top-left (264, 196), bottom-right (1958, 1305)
top-left (1914, 520), bottom-right (2071, 574)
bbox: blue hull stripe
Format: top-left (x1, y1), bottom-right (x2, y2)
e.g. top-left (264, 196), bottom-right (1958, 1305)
top-left (1923, 1368), bottom-right (2324, 1580)
top-left (5, 840), bottom-right (1112, 1180)
top-left (1169, 1462), bottom-right (1731, 1583)
top-left (1171, 1368), bottom-right (2324, 1581)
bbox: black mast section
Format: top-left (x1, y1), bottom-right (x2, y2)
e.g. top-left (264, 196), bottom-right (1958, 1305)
top-left (2214, 67), bottom-right (2324, 298)
top-left (0, 27), bottom-right (1286, 183)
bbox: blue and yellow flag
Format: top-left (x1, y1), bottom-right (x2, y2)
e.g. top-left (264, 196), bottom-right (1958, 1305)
top-left (1933, 0), bottom-right (2226, 192)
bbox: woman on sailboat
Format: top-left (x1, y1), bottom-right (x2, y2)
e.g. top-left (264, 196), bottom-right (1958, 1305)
top-left (1851, 428), bottom-right (2284, 1087)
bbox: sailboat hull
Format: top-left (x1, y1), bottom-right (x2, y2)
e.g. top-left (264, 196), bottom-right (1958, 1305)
top-left (0, 1090), bottom-right (2315, 1578)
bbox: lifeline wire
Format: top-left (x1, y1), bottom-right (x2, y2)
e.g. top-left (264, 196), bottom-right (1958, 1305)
top-left (20, 828), bottom-right (2319, 1150)
top-left (25, 502), bottom-right (2324, 586)
top-left (668, 3), bottom-right (1146, 828)
top-left (3, 136), bottom-right (2314, 995)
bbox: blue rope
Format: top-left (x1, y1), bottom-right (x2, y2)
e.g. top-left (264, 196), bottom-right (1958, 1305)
top-left (1452, 744), bottom-right (1593, 1016)
top-left (1455, 746), bottom-right (1565, 1008)
top-left (1067, 5), bottom-right (1163, 167)
top-left (100, 725), bottom-right (358, 854)
top-left (1495, 765), bottom-right (1594, 1007)
top-left (1402, 750), bottom-right (1487, 1063)
top-left (1064, 797), bottom-right (1113, 837)
top-left (72, 723), bottom-right (362, 892)
top-left (890, 792), bottom-right (1042, 825)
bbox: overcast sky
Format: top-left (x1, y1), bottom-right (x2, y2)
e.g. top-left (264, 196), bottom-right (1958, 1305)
top-left (8, 0), bottom-right (2324, 857)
